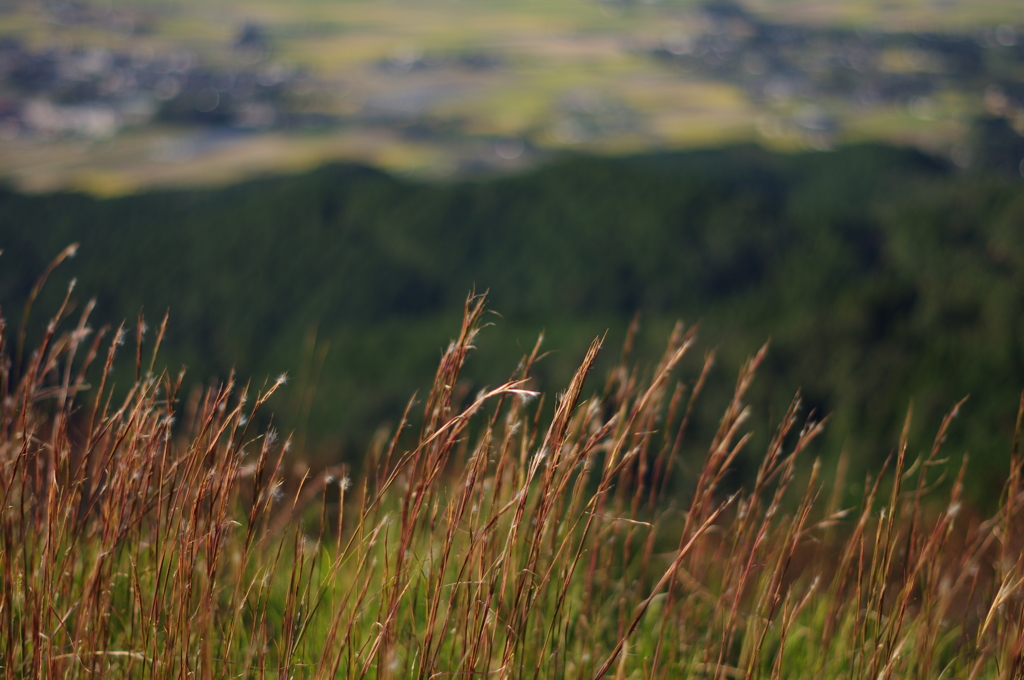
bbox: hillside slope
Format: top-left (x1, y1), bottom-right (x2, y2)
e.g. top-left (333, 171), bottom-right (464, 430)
top-left (3, 144), bottom-right (1023, 495)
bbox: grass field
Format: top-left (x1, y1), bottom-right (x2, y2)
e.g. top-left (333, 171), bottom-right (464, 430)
top-left (5, 256), bottom-right (1024, 678)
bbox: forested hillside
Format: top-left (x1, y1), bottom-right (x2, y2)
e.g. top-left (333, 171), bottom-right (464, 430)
top-left (3, 143), bottom-right (1024, 498)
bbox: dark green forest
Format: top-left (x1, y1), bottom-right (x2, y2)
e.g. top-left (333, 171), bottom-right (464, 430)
top-left (3, 141), bottom-right (1024, 500)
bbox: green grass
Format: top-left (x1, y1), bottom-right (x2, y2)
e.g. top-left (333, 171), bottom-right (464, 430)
top-left (4, 254), bottom-right (1024, 678)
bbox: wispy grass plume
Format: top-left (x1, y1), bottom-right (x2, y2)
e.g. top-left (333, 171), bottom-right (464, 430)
top-left (2, 280), bottom-right (1023, 679)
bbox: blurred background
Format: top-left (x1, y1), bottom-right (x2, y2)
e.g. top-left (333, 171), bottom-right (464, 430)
top-left (1, 0), bottom-right (1022, 192)
top-left (3, 0), bottom-right (1024, 503)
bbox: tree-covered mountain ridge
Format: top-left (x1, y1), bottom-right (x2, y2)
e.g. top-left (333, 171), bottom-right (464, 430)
top-left (2, 142), bottom-right (1023, 498)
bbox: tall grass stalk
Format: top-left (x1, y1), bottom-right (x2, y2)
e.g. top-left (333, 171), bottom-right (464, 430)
top-left (2, 279), bottom-right (1023, 678)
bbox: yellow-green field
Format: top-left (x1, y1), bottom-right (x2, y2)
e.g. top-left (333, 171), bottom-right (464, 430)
top-left (0, 0), bottom-right (1018, 193)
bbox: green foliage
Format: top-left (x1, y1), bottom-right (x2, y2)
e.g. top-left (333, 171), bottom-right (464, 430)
top-left (2, 144), bottom-right (1024, 496)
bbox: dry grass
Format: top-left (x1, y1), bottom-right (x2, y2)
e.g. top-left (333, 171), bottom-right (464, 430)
top-left (3, 256), bottom-right (1024, 679)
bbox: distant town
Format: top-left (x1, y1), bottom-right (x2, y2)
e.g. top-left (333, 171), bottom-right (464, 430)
top-left (647, 1), bottom-right (1024, 151)
top-left (0, 20), bottom-right (318, 140)
top-left (1, 0), bottom-right (1023, 191)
